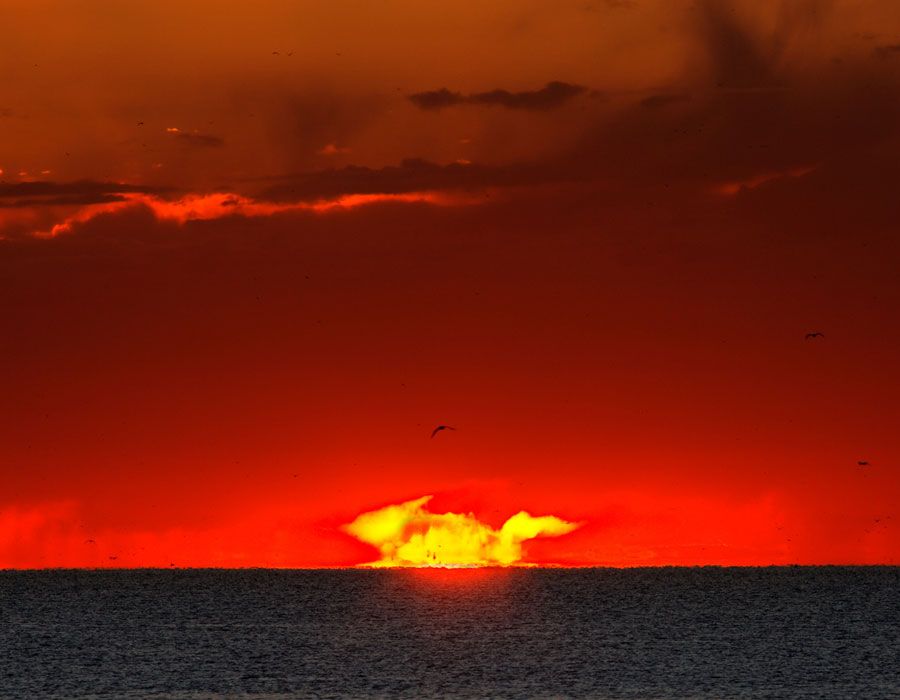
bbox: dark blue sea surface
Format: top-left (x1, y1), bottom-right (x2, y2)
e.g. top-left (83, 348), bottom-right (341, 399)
top-left (1, 567), bottom-right (898, 699)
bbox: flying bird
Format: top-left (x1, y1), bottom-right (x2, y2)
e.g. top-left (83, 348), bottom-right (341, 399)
top-left (805, 332), bottom-right (825, 340)
top-left (136, 121), bottom-right (144, 126)
top-left (431, 425), bottom-right (456, 439)
top-left (858, 460), bottom-right (871, 467)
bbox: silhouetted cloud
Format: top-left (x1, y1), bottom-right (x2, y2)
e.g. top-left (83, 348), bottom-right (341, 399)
top-left (408, 88), bottom-right (463, 110)
top-left (5, 1), bottom-right (900, 243)
top-left (409, 81), bottom-right (586, 111)
top-left (0, 194), bottom-right (133, 209)
top-left (471, 81), bottom-right (587, 109)
top-left (0, 180), bottom-right (168, 208)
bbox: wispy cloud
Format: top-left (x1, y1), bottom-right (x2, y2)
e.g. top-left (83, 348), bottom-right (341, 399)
top-left (713, 165), bottom-right (817, 196)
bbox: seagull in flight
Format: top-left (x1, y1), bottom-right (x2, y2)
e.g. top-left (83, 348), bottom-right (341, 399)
top-left (805, 332), bottom-right (825, 340)
top-left (858, 460), bottom-right (871, 467)
top-left (431, 425), bottom-right (456, 439)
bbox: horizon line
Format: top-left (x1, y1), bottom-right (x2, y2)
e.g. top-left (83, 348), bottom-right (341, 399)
top-left (3, 563), bottom-right (899, 573)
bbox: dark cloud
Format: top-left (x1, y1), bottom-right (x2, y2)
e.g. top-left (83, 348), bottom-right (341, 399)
top-left (0, 180), bottom-right (168, 207)
top-left (0, 194), bottom-right (132, 209)
top-left (409, 81), bottom-right (587, 111)
top-left (248, 0), bottom-right (900, 235)
top-left (407, 88), bottom-right (463, 110)
top-left (6, 2), bottom-right (900, 246)
top-left (697, 0), bottom-right (781, 90)
top-left (569, 0), bottom-right (895, 175)
top-left (470, 81), bottom-right (587, 109)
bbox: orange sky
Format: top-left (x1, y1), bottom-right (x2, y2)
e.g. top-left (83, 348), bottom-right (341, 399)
top-left (2, 0), bottom-right (899, 568)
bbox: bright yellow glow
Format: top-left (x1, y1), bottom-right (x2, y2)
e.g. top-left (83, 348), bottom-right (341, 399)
top-left (344, 495), bottom-right (580, 568)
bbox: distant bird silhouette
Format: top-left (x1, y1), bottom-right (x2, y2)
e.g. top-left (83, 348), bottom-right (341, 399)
top-left (84, 539), bottom-right (95, 545)
top-left (108, 555), bottom-right (118, 561)
top-left (136, 121), bottom-right (144, 126)
top-left (431, 425), bottom-right (456, 439)
top-left (858, 460), bottom-right (871, 467)
top-left (272, 51), bottom-right (279, 55)
top-left (805, 332), bottom-right (825, 340)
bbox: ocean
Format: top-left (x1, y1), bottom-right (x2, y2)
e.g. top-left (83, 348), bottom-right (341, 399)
top-left (1, 567), bottom-right (898, 699)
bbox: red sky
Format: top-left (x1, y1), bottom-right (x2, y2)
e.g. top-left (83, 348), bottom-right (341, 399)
top-left (2, 0), bottom-right (899, 568)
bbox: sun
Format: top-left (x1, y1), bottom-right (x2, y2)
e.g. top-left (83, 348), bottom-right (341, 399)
top-left (343, 496), bottom-right (580, 568)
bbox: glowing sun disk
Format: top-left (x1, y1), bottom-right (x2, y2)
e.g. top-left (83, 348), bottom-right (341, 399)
top-left (344, 496), bottom-right (580, 568)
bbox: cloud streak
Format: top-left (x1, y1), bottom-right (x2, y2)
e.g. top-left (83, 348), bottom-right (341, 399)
top-left (409, 81), bottom-right (587, 110)
top-left (28, 189), bottom-right (482, 239)
top-left (712, 164), bottom-right (817, 195)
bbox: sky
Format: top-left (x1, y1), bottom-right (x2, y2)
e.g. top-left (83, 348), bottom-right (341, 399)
top-left (1, 0), bottom-right (899, 568)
